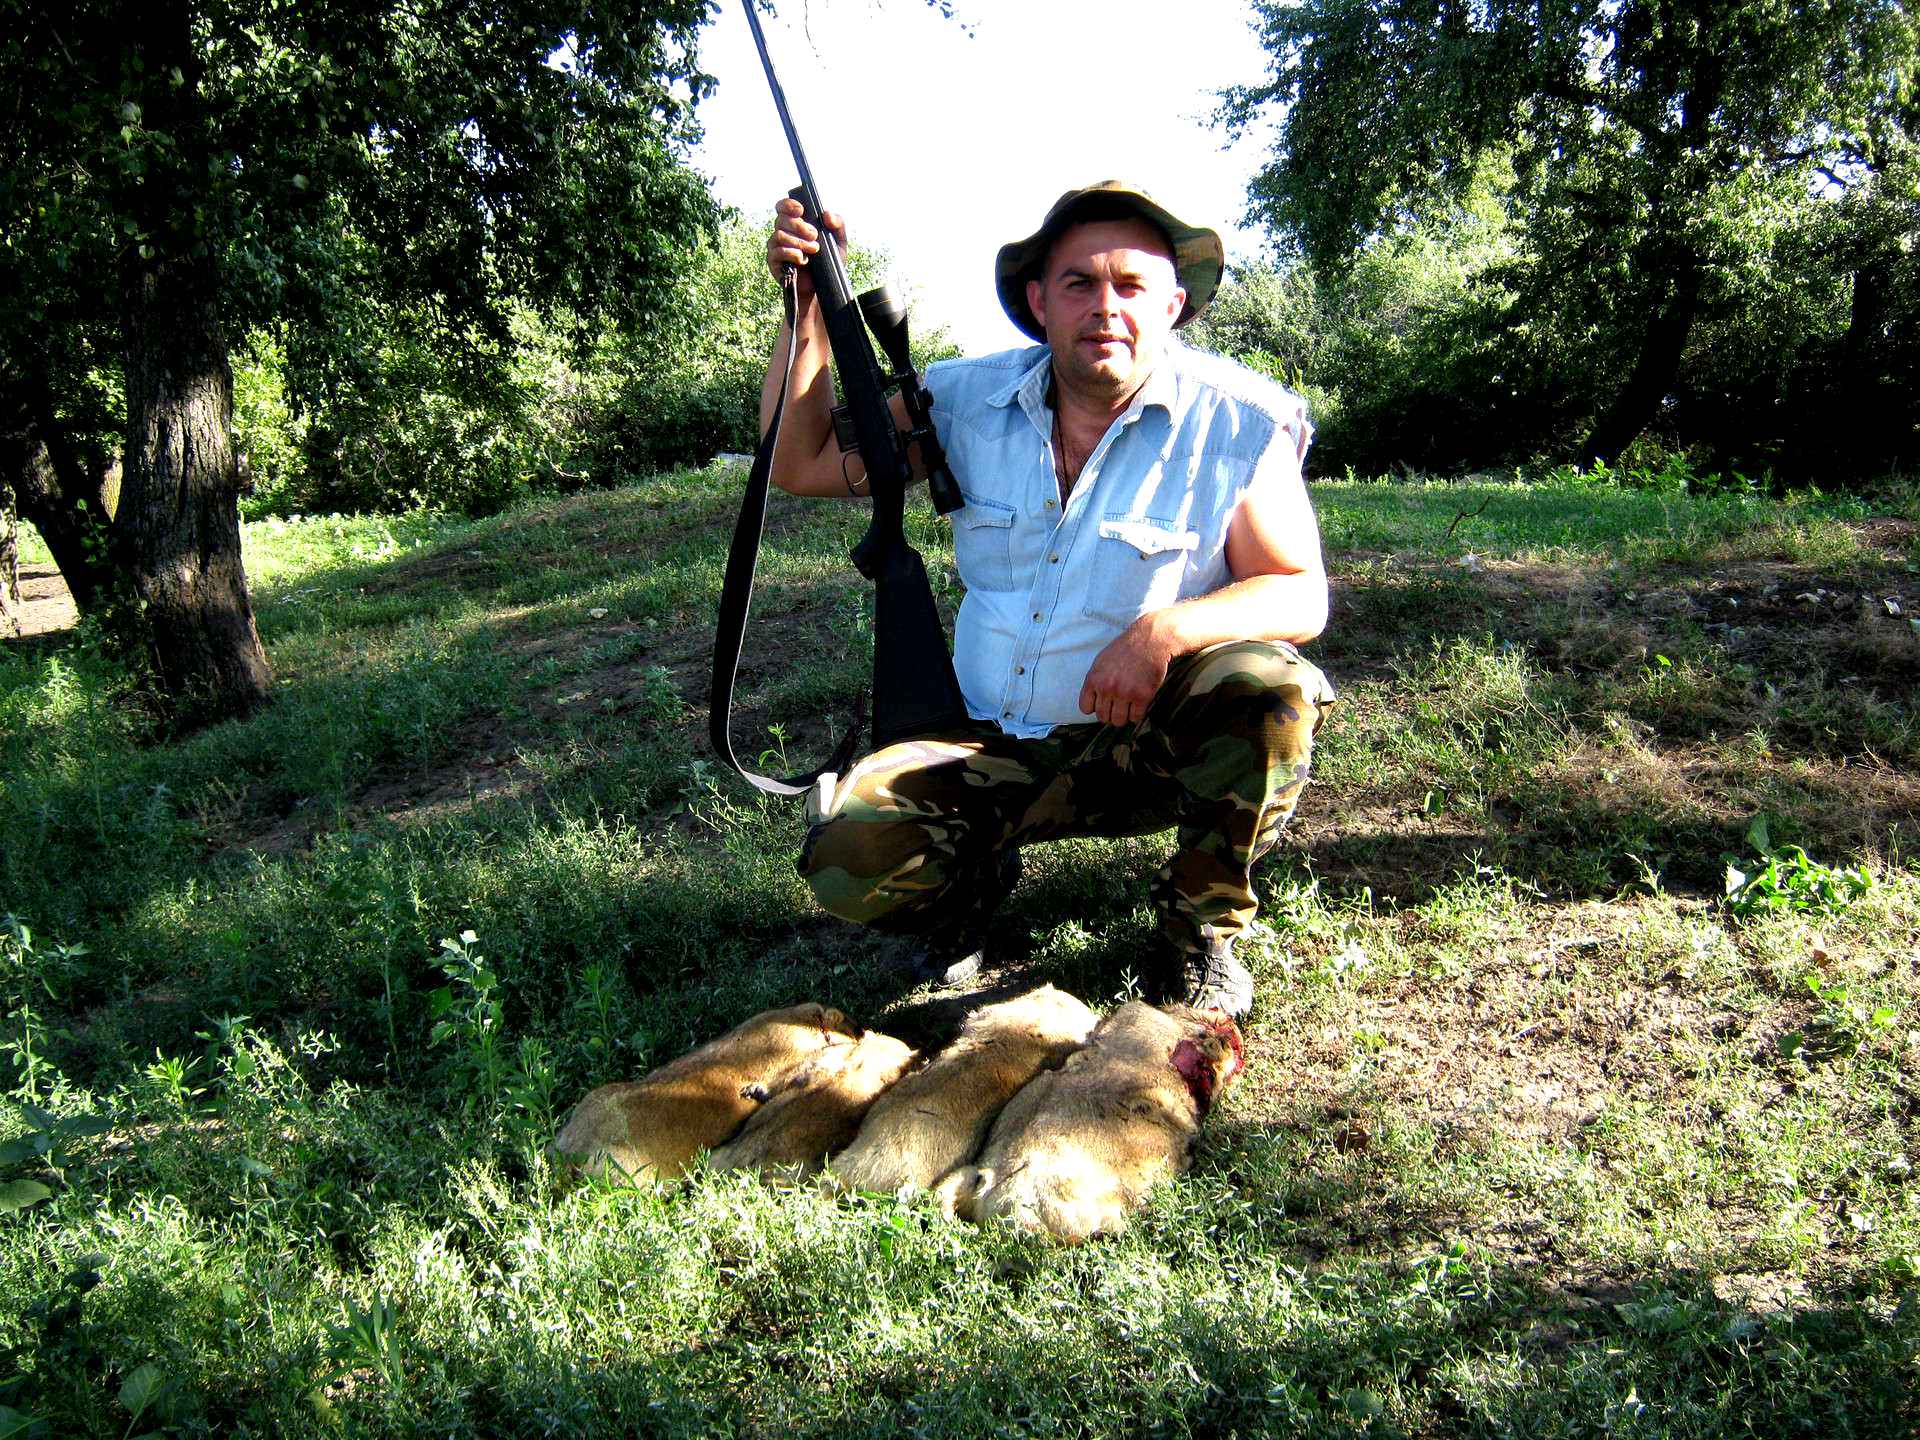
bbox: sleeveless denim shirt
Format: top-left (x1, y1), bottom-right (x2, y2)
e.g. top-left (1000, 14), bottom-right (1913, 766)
top-left (925, 339), bottom-right (1313, 738)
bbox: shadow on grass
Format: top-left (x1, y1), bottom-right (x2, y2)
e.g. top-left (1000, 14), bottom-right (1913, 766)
top-left (1291, 754), bottom-right (1917, 909)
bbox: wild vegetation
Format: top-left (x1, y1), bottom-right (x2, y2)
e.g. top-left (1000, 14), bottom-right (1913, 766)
top-left (1213, 0), bottom-right (1919, 478)
top-left (4, 2), bottom-right (1919, 1434)
top-left (2, 464), bottom-right (1916, 1436)
top-left (227, 215), bottom-right (928, 522)
top-left (2, 0), bottom-right (717, 722)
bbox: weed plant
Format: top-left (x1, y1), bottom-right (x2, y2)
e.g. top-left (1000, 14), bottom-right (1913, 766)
top-left (0, 469), bottom-right (1915, 1435)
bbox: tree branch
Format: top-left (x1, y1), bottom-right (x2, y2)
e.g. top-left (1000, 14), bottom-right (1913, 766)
top-left (1447, 498), bottom-right (1491, 538)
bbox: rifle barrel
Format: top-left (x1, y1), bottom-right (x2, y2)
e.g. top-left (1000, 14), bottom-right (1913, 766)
top-left (741, 0), bottom-right (854, 303)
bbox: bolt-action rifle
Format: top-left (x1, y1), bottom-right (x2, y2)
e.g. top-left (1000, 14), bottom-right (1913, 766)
top-left (710, 0), bottom-right (971, 805)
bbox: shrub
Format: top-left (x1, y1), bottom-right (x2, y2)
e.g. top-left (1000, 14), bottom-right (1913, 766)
top-left (228, 213), bottom-right (957, 517)
top-left (1194, 160), bottom-right (1920, 481)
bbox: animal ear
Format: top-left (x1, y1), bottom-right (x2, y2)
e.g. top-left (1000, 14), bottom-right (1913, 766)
top-left (1218, 1022), bottom-right (1246, 1073)
top-left (819, 1006), bottom-right (863, 1040)
top-left (1195, 1014), bottom-right (1246, 1066)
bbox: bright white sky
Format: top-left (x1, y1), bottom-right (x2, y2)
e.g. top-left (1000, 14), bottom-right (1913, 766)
top-left (689, 0), bottom-right (1280, 355)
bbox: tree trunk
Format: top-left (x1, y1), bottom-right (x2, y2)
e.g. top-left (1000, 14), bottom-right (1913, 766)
top-left (1, 481), bottom-right (17, 638)
top-left (1842, 254), bottom-right (1890, 377)
top-left (10, 432), bottom-right (118, 616)
top-left (116, 251), bottom-right (274, 725)
top-left (1582, 250), bottom-right (1704, 467)
top-left (110, 0), bottom-right (272, 726)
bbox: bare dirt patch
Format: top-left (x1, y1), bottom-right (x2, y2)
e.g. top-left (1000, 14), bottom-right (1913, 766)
top-left (1240, 904), bottom-right (1680, 1147)
top-left (6, 564), bottom-right (79, 641)
top-left (1334, 514), bottom-right (1919, 694)
top-left (236, 714), bottom-right (549, 855)
top-left (1205, 895), bottom-right (1856, 1288)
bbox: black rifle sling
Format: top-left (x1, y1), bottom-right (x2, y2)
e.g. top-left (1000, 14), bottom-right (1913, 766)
top-left (709, 275), bottom-right (865, 798)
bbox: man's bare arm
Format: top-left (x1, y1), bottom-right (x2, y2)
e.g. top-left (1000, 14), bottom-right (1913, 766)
top-left (1078, 454), bottom-right (1328, 727)
top-left (761, 199), bottom-right (914, 498)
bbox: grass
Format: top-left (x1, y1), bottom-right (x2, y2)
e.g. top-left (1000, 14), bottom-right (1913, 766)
top-left (1, 468), bottom-right (1918, 1436)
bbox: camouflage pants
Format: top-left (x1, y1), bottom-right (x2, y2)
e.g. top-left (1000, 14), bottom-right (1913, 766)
top-left (799, 641), bottom-right (1335, 955)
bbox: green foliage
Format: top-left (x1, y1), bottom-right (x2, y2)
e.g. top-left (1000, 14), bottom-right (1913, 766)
top-left (0, 470), bottom-right (1915, 1434)
top-left (1, 0), bottom-right (725, 703)
top-left (1780, 974), bottom-right (1901, 1062)
top-left (1189, 175), bottom-right (1540, 472)
top-left (1224, 0), bottom-right (1920, 474)
top-left (226, 213), bottom-right (952, 515)
top-left (585, 212), bottom-right (951, 482)
top-left (272, 307), bottom-right (606, 518)
top-left (428, 931), bottom-right (506, 1111)
top-left (1534, 455), bottom-right (1764, 499)
top-left (0, 919), bottom-right (87, 1104)
top-left (117, 1361), bottom-right (169, 1435)
top-left (3, 0), bottom-right (720, 374)
top-left (586, 213), bottom-right (788, 478)
top-left (1725, 815), bottom-right (1875, 921)
top-left (0, 1253), bottom-right (109, 1427)
top-left (231, 331), bottom-right (306, 509)
top-left (321, 1293), bottom-right (407, 1393)
top-left (0, 1100), bottom-right (113, 1198)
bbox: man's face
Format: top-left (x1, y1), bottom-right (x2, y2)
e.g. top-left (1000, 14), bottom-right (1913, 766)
top-left (1026, 217), bottom-right (1185, 401)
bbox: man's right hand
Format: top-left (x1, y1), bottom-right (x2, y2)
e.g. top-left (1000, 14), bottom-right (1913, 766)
top-left (760, 195), bottom-right (914, 498)
top-left (768, 198), bottom-right (848, 300)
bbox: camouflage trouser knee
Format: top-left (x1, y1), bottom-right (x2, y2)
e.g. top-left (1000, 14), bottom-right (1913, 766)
top-left (798, 641), bottom-right (1336, 953)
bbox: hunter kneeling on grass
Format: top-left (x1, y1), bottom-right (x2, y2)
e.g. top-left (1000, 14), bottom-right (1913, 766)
top-left (762, 182), bottom-right (1335, 1018)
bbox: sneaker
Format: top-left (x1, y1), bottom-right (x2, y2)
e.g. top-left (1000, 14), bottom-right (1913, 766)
top-left (1143, 940), bottom-right (1255, 1019)
top-left (908, 934), bottom-right (986, 986)
top-left (905, 848), bottom-right (1023, 986)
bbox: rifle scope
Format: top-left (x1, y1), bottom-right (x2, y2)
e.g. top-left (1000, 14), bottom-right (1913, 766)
top-left (744, 0), bottom-right (964, 516)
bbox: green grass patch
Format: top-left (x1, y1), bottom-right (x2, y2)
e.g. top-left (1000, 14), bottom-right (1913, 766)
top-left (1, 467), bottom-right (1917, 1435)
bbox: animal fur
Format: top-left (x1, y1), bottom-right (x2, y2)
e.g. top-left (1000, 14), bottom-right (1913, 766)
top-left (549, 1003), bottom-right (861, 1187)
top-left (825, 985), bottom-right (1098, 1196)
top-left (709, 1029), bottom-right (918, 1181)
top-left (935, 1002), bottom-right (1244, 1243)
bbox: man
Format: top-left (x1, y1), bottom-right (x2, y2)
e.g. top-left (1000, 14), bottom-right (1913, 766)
top-left (760, 181), bottom-right (1334, 1017)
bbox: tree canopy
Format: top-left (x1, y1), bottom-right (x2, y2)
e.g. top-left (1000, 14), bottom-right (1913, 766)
top-left (2, 0), bottom-right (720, 719)
top-left (1224, 0), bottom-right (1920, 468)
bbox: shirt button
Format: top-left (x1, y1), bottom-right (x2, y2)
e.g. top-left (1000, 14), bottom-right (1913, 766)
top-left (1002, 710), bottom-right (1011, 718)
top-left (1032, 612), bottom-right (1043, 621)
top-left (1049, 554), bottom-right (1060, 563)
top-left (1045, 499), bottom-right (1056, 509)
top-left (1015, 665), bottom-right (1025, 675)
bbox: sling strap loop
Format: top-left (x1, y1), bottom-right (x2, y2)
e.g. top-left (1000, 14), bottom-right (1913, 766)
top-left (708, 273), bottom-right (865, 797)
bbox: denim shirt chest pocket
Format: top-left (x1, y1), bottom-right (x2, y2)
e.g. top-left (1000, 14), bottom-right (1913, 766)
top-left (1088, 513), bottom-right (1201, 626)
top-left (953, 492), bottom-right (1018, 593)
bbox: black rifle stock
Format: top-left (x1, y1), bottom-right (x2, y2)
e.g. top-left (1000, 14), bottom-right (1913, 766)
top-left (709, 1), bottom-right (971, 797)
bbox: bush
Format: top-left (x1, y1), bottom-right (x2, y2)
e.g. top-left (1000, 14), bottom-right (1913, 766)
top-left (584, 214), bottom-right (785, 478)
top-left (1188, 177), bottom-right (1569, 475)
top-left (1193, 159), bottom-right (1920, 482)
top-left (587, 213), bottom-right (954, 480)
top-left (231, 332), bottom-right (307, 510)
top-left (235, 309), bottom-right (612, 519)
top-left (228, 212), bottom-right (957, 517)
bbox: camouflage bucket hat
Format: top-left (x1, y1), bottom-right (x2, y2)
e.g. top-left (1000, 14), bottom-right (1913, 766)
top-left (995, 180), bottom-right (1225, 343)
